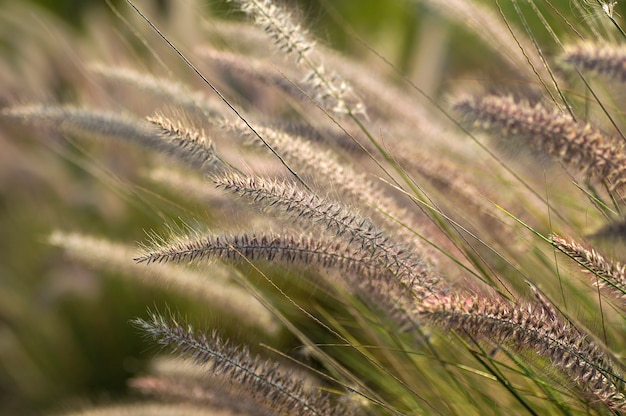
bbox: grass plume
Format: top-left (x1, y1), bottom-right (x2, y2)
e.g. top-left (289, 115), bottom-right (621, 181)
top-left (455, 94), bottom-right (626, 192)
top-left (553, 235), bottom-right (626, 306)
top-left (417, 293), bottom-right (626, 411)
top-left (134, 312), bottom-right (351, 416)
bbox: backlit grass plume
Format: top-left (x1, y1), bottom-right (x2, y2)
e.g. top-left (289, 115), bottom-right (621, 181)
top-left (561, 43), bottom-right (626, 82)
top-left (454, 95), bottom-right (626, 193)
top-left (417, 293), bottom-right (626, 410)
top-left (134, 311), bottom-right (352, 416)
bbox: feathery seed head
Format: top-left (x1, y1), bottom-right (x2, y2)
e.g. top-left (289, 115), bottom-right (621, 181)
top-left (135, 312), bottom-right (351, 416)
top-left (147, 114), bottom-right (222, 173)
top-left (561, 43), bottom-right (626, 82)
top-left (552, 235), bottom-right (626, 305)
top-left (418, 293), bottom-right (626, 410)
top-left (455, 95), bottom-right (626, 192)
top-left (230, 0), bottom-right (313, 62)
top-left (229, 0), bottom-right (365, 116)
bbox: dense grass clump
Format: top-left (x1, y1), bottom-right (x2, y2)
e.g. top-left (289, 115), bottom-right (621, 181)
top-left (1, 0), bottom-right (625, 414)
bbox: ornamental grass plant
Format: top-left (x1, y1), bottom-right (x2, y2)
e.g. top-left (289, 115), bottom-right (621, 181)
top-left (1, 0), bottom-right (625, 414)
